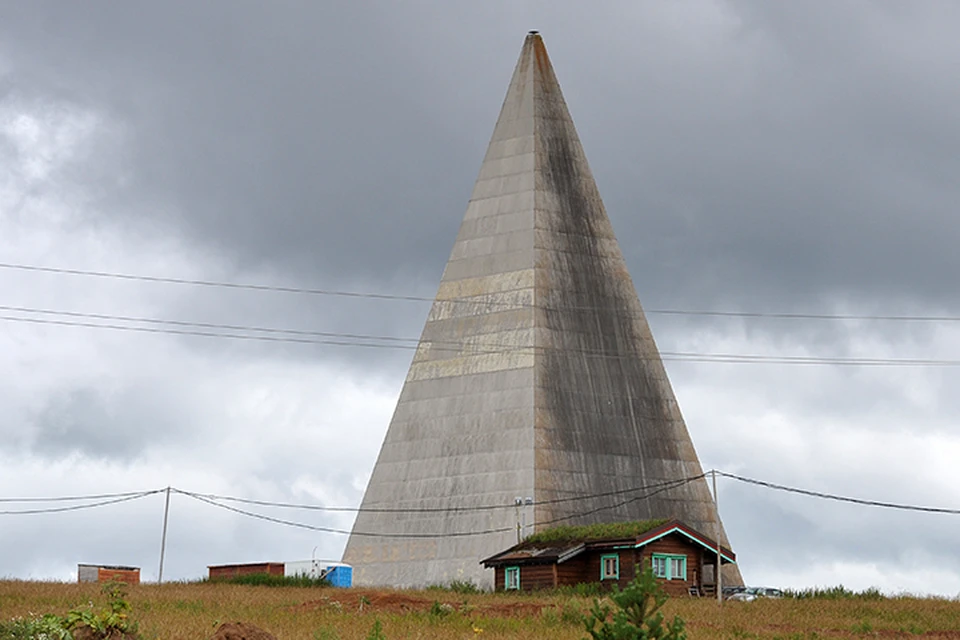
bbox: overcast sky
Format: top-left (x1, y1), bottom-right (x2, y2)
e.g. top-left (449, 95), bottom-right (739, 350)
top-left (2, 1), bottom-right (960, 596)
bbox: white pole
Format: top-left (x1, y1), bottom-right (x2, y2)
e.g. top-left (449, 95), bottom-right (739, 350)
top-left (514, 497), bottom-right (522, 544)
top-left (713, 470), bottom-right (722, 604)
top-left (158, 486), bottom-right (172, 583)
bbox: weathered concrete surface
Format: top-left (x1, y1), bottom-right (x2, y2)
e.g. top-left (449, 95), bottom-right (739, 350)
top-left (342, 32), bottom-right (742, 588)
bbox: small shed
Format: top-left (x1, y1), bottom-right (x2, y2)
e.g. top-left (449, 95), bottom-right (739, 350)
top-left (77, 564), bottom-right (140, 585)
top-left (481, 519), bottom-right (736, 596)
top-left (208, 562), bottom-right (285, 580)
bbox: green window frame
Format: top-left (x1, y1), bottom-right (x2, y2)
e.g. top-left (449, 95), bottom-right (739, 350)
top-left (600, 554), bottom-right (620, 580)
top-left (651, 553), bottom-right (687, 581)
top-left (504, 566), bottom-right (520, 590)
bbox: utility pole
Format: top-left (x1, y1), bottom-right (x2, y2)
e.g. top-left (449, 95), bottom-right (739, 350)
top-left (514, 497), bottom-right (522, 544)
top-left (523, 497), bottom-right (533, 539)
top-left (713, 470), bottom-right (722, 605)
top-left (157, 486), bottom-right (172, 584)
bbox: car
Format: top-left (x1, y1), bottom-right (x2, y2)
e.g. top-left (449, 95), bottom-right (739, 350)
top-left (722, 586), bottom-right (747, 599)
top-left (727, 586), bottom-right (784, 602)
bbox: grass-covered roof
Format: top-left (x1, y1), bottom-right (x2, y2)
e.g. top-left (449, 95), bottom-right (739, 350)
top-left (520, 519), bottom-right (669, 548)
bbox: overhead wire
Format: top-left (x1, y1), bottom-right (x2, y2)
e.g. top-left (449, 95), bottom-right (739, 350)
top-left (0, 489), bottom-right (160, 503)
top-left (175, 476), bottom-right (705, 538)
top-left (0, 471), bottom-right (957, 527)
top-left (0, 304), bottom-right (421, 345)
top-left (3, 308), bottom-right (959, 367)
top-left (3, 261), bottom-right (959, 323)
top-left (183, 475), bottom-right (703, 514)
top-left (0, 490), bottom-right (163, 515)
top-left (718, 471), bottom-right (960, 515)
top-left (177, 490), bottom-right (516, 538)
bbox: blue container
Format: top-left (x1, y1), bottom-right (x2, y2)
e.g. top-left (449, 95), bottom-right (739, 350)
top-left (325, 565), bottom-right (352, 588)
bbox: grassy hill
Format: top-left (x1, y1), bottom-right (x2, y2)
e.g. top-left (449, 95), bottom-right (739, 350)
top-left (1, 580), bottom-right (958, 639)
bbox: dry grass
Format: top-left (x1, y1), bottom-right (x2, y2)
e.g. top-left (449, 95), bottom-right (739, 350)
top-left (1, 580), bottom-right (959, 639)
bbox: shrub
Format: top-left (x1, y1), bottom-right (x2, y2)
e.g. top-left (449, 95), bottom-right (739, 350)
top-left (583, 567), bottom-right (686, 640)
top-left (0, 614), bottom-right (70, 640)
top-left (0, 582), bottom-right (141, 640)
top-left (64, 581), bottom-right (140, 638)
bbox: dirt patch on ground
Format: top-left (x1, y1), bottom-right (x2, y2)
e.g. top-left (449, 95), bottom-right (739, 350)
top-left (210, 621), bottom-right (278, 640)
top-left (294, 589), bottom-right (546, 617)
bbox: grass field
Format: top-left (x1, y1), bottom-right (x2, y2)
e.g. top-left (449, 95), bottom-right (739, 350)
top-left (1, 580), bottom-right (959, 639)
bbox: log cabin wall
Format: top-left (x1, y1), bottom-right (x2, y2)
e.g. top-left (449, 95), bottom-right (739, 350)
top-left (580, 547), bottom-right (640, 591)
top-left (637, 535), bottom-right (703, 597)
top-left (518, 564), bottom-right (556, 591)
top-left (494, 564), bottom-right (557, 592)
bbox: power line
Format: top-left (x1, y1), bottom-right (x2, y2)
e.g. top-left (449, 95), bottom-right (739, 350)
top-left (1, 471), bottom-right (957, 522)
top-left (0, 489), bottom-right (158, 503)
top-left (0, 490), bottom-right (163, 515)
top-left (0, 304), bottom-right (421, 345)
top-left (0, 314), bottom-right (408, 350)
top-left (717, 471), bottom-right (960, 515)
top-left (4, 261), bottom-right (959, 323)
top-left (183, 476), bottom-right (703, 514)
top-left (0, 263), bottom-right (436, 303)
top-left (177, 490), bottom-right (515, 538)
top-left (535, 476), bottom-right (703, 528)
top-left (176, 477), bottom-right (704, 539)
top-left (4, 310), bottom-right (960, 367)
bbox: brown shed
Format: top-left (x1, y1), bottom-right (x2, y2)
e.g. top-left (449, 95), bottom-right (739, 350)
top-left (481, 520), bottom-right (736, 596)
top-left (77, 564), bottom-right (140, 585)
top-left (207, 562), bottom-right (285, 580)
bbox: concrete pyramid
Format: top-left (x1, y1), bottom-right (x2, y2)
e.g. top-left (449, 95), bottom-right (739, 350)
top-left (343, 32), bottom-right (741, 588)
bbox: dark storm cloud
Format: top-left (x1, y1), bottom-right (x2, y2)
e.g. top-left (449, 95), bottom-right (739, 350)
top-left (1, 1), bottom-right (955, 311)
top-left (0, 1), bottom-right (480, 285)
top-left (582, 0), bottom-right (960, 308)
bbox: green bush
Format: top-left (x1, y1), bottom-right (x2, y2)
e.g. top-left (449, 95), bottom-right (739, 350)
top-left (64, 582), bottom-right (140, 638)
top-left (0, 614), bottom-right (70, 640)
top-left (0, 582), bottom-right (140, 640)
top-left (583, 567), bottom-right (686, 640)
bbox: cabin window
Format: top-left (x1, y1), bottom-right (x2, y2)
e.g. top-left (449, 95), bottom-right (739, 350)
top-left (651, 553), bottom-right (687, 581)
top-left (505, 566), bottom-right (520, 590)
top-left (600, 554), bottom-right (620, 580)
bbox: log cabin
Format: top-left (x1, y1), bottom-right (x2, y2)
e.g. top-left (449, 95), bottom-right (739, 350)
top-left (481, 519), bottom-right (736, 596)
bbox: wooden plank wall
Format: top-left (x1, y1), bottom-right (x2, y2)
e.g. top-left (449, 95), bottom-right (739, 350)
top-left (208, 563), bottom-right (285, 579)
top-left (638, 537), bottom-right (702, 597)
top-left (97, 568), bottom-right (140, 585)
